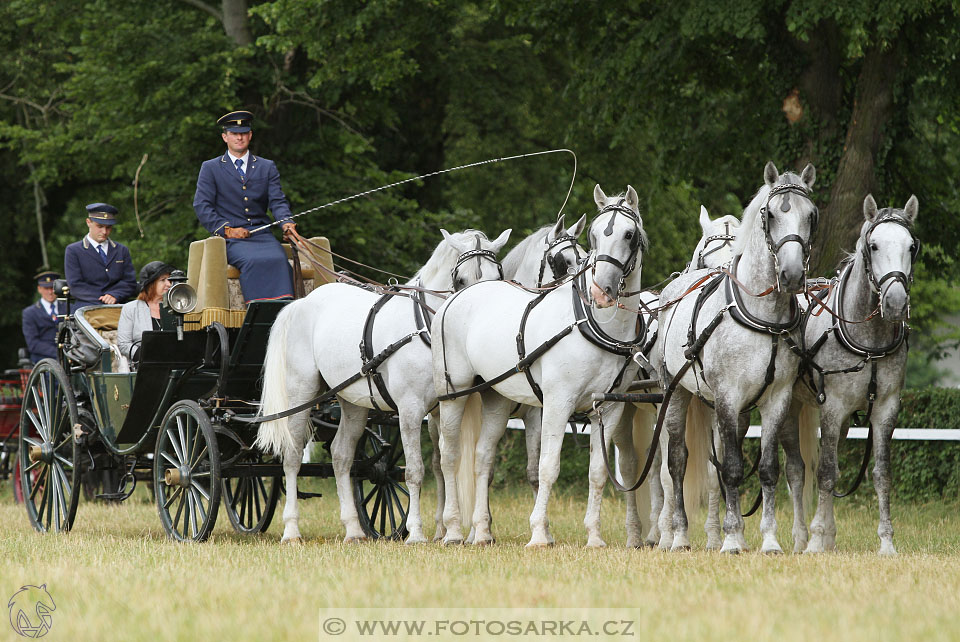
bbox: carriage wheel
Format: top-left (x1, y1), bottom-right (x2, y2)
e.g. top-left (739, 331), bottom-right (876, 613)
top-left (352, 424), bottom-right (409, 540)
top-left (154, 400), bottom-right (221, 542)
top-left (18, 359), bottom-right (81, 533)
top-left (222, 458), bottom-right (281, 535)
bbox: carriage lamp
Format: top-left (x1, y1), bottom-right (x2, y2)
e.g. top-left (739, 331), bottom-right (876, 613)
top-left (162, 272), bottom-right (198, 340)
top-left (53, 278), bottom-right (71, 316)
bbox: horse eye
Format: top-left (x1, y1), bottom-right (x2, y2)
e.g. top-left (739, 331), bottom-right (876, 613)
top-left (625, 230), bottom-right (634, 240)
top-left (870, 243), bottom-right (878, 252)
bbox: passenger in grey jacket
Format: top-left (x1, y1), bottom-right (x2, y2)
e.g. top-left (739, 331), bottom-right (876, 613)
top-left (117, 261), bottom-right (174, 363)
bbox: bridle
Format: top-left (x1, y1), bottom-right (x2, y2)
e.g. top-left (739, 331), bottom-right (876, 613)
top-left (451, 235), bottom-right (504, 291)
top-left (591, 199), bottom-right (645, 295)
top-left (695, 222), bottom-right (736, 269)
top-left (860, 213), bottom-right (920, 307)
top-left (759, 181), bottom-right (818, 290)
top-left (538, 231), bottom-right (583, 287)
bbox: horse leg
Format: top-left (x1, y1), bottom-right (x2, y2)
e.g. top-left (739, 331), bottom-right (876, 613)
top-left (528, 400), bottom-right (576, 548)
top-left (657, 429), bottom-right (674, 549)
top-left (521, 405), bottom-right (542, 497)
top-left (471, 392), bottom-right (513, 545)
top-left (757, 409), bottom-right (784, 554)
top-left (438, 396), bottom-right (469, 545)
top-left (330, 400), bottom-right (370, 542)
top-left (644, 439), bottom-right (664, 547)
top-left (716, 399), bottom-right (746, 554)
top-left (872, 400), bottom-right (899, 556)
top-left (666, 387), bottom-right (693, 550)
top-left (279, 409), bottom-right (312, 544)
top-left (615, 405), bottom-right (645, 548)
top-left (427, 412), bottom-right (446, 542)
top-left (584, 402), bottom-right (627, 548)
top-left (806, 408), bottom-right (841, 553)
top-left (779, 400), bottom-right (809, 552)
top-left (703, 420), bottom-right (723, 550)
top-left (398, 404), bottom-right (428, 544)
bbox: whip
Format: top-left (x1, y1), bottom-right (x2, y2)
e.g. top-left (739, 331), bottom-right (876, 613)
top-left (248, 148), bottom-right (577, 234)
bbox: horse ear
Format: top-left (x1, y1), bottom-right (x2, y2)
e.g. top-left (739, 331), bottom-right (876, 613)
top-left (863, 195), bottom-right (879, 222)
top-left (626, 185), bottom-right (639, 210)
top-left (568, 213), bottom-right (587, 239)
top-left (593, 184), bottom-right (607, 208)
top-left (699, 205), bottom-right (711, 235)
top-left (490, 228), bottom-right (512, 252)
top-left (549, 216), bottom-right (565, 241)
top-left (764, 161), bottom-right (779, 187)
top-left (801, 163), bottom-right (816, 189)
top-left (440, 228), bottom-right (464, 253)
top-left (903, 195), bottom-right (919, 223)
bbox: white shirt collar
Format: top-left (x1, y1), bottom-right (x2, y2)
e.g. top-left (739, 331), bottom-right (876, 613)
top-left (226, 150), bottom-right (250, 170)
top-left (86, 234), bottom-right (108, 251)
top-left (41, 299), bottom-right (55, 316)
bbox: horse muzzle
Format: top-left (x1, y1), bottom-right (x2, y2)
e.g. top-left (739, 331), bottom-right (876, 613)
top-left (880, 281), bottom-right (910, 321)
top-left (590, 281), bottom-right (616, 308)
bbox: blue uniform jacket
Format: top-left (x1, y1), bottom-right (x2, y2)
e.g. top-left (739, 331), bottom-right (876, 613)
top-left (22, 300), bottom-right (64, 363)
top-left (64, 237), bottom-right (137, 308)
top-left (193, 153), bottom-right (293, 236)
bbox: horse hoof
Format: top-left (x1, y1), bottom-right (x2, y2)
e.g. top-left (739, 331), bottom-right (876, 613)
top-left (585, 538), bottom-right (607, 549)
top-left (671, 544), bottom-right (691, 552)
top-left (641, 540), bottom-right (658, 549)
top-left (404, 536), bottom-right (428, 546)
top-left (343, 535), bottom-right (367, 544)
top-left (762, 548), bottom-right (784, 556)
top-left (281, 537), bottom-right (303, 546)
top-left (474, 538), bottom-right (496, 547)
top-left (442, 537), bottom-right (463, 547)
top-left (525, 540), bottom-right (554, 549)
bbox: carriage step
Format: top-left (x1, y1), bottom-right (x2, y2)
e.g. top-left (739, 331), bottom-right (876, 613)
top-left (592, 392), bottom-right (665, 404)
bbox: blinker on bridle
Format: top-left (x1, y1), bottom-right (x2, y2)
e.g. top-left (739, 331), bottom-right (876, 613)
top-left (540, 232), bottom-right (583, 286)
top-left (696, 222), bottom-right (736, 269)
top-left (451, 234), bottom-right (503, 291)
top-left (593, 199), bottom-right (645, 282)
top-left (860, 213), bottom-right (920, 312)
top-left (758, 181), bottom-right (818, 291)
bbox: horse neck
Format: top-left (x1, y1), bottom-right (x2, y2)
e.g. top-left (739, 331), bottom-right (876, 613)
top-left (839, 255), bottom-right (899, 345)
top-left (734, 224), bottom-right (795, 321)
top-left (598, 265), bottom-right (645, 340)
top-left (408, 256), bottom-right (454, 310)
top-left (502, 230), bottom-right (547, 287)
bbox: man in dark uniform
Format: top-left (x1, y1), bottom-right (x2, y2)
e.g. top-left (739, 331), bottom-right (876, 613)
top-left (193, 110), bottom-right (296, 302)
top-left (63, 203), bottom-right (137, 309)
top-left (21, 271), bottom-right (64, 363)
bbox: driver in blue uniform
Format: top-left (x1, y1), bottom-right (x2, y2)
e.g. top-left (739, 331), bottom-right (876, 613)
top-left (193, 110), bottom-right (296, 302)
top-left (63, 203), bottom-right (137, 309)
top-left (21, 271), bottom-right (64, 363)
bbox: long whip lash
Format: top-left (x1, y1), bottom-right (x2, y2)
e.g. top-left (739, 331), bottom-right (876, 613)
top-left (248, 148), bottom-right (577, 234)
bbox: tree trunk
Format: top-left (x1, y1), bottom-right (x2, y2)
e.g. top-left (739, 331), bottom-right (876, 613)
top-left (222, 0), bottom-right (253, 46)
top-left (812, 45), bottom-right (898, 275)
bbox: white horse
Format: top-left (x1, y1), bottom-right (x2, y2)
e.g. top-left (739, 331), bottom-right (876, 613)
top-left (651, 161), bottom-right (817, 553)
top-left (785, 194), bottom-right (919, 555)
top-left (428, 214), bottom-right (587, 541)
top-left (255, 227), bottom-right (511, 544)
top-left (432, 185), bottom-right (646, 547)
top-left (629, 205), bottom-right (742, 549)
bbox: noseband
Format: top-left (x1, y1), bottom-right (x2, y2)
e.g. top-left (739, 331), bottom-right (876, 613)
top-left (759, 182), bottom-right (818, 290)
top-left (696, 222), bottom-right (736, 269)
top-left (860, 213), bottom-right (920, 302)
top-left (592, 200), bottom-right (645, 290)
top-left (451, 236), bottom-right (503, 291)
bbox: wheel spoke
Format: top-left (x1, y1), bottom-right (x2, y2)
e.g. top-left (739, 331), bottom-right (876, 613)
top-left (54, 463), bottom-right (73, 506)
top-left (191, 480), bottom-right (210, 502)
top-left (187, 490), bottom-right (198, 538)
top-left (161, 451), bottom-right (179, 466)
top-left (55, 433), bottom-right (73, 451)
top-left (371, 487), bottom-right (384, 533)
top-left (173, 492), bottom-right (186, 534)
top-left (167, 428), bottom-right (184, 463)
top-left (237, 481), bottom-right (248, 525)
top-left (38, 375), bottom-right (51, 438)
top-left (35, 474), bottom-right (49, 521)
top-left (191, 488), bottom-right (208, 526)
top-left (176, 416), bottom-right (188, 467)
top-left (378, 488), bottom-right (388, 536)
top-left (188, 446), bottom-right (209, 474)
top-left (29, 391), bottom-right (49, 441)
top-left (391, 480), bottom-right (410, 499)
top-left (53, 453), bottom-right (74, 469)
top-left (163, 485), bottom-right (184, 510)
top-left (30, 463), bottom-right (48, 501)
top-left (24, 459), bottom-right (43, 474)
top-left (363, 483), bottom-right (378, 507)
top-left (246, 479), bottom-right (255, 524)
top-left (50, 467), bottom-right (61, 531)
top-left (23, 436), bottom-right (42, 448)
top-left (253, 478), bottom-right (265, 520)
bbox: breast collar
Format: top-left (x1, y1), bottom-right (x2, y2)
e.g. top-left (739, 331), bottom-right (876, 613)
top-left (724, 257), bottom-right (801, 335)
top-left (571, 270), bottom-right (646, 357)
top-left (831, 260), bottom-right (907, 358)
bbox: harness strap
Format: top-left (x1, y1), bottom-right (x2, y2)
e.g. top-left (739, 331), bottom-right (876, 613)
top-left (832, 359), bottom-right (878, 498)
top-left (361, 291), bottom-right (401, 411)
top-left (517, 291), bottom-right (549, 404)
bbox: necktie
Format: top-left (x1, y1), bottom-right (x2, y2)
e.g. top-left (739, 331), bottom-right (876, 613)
top-left (50, 306), bottom-right (57, 322)
top-left (98, 244), bottom-right (108, 265)
top-left (235, 158), bottom-right (245, 180)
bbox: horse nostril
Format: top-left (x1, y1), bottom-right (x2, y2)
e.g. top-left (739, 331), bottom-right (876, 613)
top-left (604, 286), bottom-right (614, 296)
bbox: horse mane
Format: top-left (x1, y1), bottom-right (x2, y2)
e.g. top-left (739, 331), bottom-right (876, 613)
top-left (501, 224), bottom-right (551, 279)
top-left (409, 229), bottom-right (488, 286)
top-left (730, 171), bottom-right (803, 258)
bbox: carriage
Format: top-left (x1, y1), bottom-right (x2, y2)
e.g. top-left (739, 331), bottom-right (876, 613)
top-left (16, 238), bottom-right (410, 542)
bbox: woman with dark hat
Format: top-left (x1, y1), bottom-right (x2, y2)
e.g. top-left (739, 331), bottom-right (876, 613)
top-left (117, 261), bottom-right (174, 364)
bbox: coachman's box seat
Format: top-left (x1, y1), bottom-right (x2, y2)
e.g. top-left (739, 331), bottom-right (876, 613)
top-left (185, 235), bottom-right (334, 329)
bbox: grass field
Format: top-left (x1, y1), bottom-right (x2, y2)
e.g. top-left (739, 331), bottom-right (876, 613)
top-left (2, 477), bottom-right (959, 641)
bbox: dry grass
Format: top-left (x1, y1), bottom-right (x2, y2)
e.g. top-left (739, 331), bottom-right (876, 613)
top-left (1, 477), bottom-right (959, 641)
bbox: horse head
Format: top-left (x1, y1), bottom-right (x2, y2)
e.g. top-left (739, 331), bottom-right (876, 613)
top-left (589, 184), bottom-right (647, 308)
top-left (440, 228), bottom-right (512, 291)
top-left (692, 205), bottom-right (740, 270)
top-left (543, 213), bottom-right (587, 283)
top-left (859, 194), bottom-right (920, 321)
top-left (741, 161), bottom-right (818, 292)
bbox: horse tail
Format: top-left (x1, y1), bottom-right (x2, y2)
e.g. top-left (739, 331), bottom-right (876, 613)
top-left (254, 303), bottom-right (297, 460)
top-left (631, 404), bottom-right (656, 522)
top-left (798, 404), bottom-right (820, 515)
top-left (456, 393), bottom-right (482, 530)
top-left (683, 397), bottom-right (712, 510)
